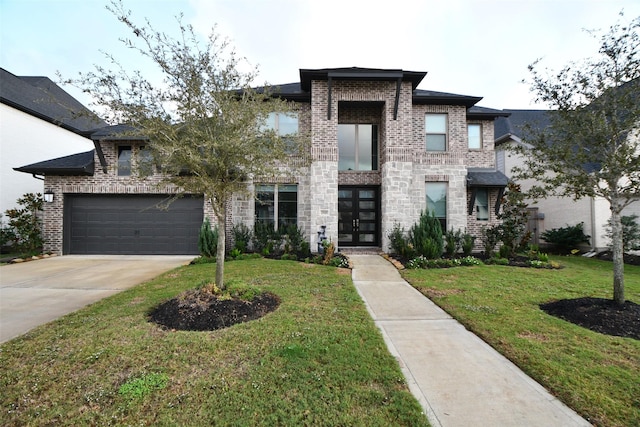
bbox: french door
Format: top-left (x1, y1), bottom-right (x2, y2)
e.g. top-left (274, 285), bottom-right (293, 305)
top-left (338, 186), bottom-right (380, 246)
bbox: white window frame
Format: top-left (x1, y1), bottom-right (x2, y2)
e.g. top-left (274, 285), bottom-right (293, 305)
top-left (425, 113), bottom-right (448, 151)
top-left (468, 123), bottom-right (482, 150)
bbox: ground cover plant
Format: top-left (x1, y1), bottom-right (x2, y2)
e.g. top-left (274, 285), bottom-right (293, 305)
top-left (0, 258), bottom-right (428, 426)
top-left (402, 256), bottom-right (639, 427)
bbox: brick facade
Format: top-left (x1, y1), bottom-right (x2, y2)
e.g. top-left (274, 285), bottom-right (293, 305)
top-left (40, 68), bottom-right (506, 255)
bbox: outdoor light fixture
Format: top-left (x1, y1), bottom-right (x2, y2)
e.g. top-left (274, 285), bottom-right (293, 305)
top-left (43, 190), bottom-right (54, 203)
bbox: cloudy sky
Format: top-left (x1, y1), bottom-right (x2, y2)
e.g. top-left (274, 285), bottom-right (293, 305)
top-left (1, 0), bottom-right (639, 110)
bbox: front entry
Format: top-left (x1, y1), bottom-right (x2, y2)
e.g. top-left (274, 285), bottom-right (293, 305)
top-left (338, 186), bottom-right (380, 246)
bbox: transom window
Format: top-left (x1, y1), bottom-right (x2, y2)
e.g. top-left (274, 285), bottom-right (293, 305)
top-left (338, 124), bottom-right (378, 171)
top-left (468, 124), bottom-right (482, 149)
top-left (426, 182), bottom-right (447, 230)
top-left (425, 114), bottom-right (447, 151)
top-left (255, 184), bottom-right (298, 230)
top-left (476, 188), bottom-right (489, 220)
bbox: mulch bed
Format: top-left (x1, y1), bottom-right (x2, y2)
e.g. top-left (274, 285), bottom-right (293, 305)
top-left (149, 290), bottom-right (280, 331)
top-left (540, 297), bottom-right (640, 340)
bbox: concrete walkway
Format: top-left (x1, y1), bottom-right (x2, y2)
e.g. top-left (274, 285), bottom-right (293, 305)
top-left (349, 255), bottom-right (591, 427)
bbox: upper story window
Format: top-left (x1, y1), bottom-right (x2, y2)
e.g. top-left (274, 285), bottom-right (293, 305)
top-left (476, 188), bottom-right (489, 220)
top-left (262, 112), bottom-right (299, 136)
top-left (117, 146), bottom-right (132, 176)
top-left (468, 124), bottom-right (482, 150)
top-left (338, 124), bottom-right (378, 171)
top-left (425, 114), bottom-right (447, 151)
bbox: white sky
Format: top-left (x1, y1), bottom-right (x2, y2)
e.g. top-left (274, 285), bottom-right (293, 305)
top-left (1, 0), bottom-right (639, 110)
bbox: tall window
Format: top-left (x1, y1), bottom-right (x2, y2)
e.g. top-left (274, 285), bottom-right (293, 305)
top-left (425, 114), bottom-right (447, 151)
top-left (255, 184), bottom-right (298, 230)
top-left (426, 182), bottom-right (447, 230)
top-left (338, 124), bottom-right (378, 171)
top-left (117, 146), bottom-right (132, 176)
top-left (468, 124), bottom-right (482, 149)
top-left (476, 188), bottom-right (489, 220)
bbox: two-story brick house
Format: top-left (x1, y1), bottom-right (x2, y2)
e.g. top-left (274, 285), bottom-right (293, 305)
top-left (17, 67), bottom-right (509, 255)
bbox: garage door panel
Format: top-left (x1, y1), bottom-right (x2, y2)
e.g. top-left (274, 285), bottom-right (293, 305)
top-left (65, 195), bottom-right (204, 255)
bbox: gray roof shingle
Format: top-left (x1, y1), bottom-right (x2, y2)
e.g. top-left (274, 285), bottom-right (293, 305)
top-left (0, 68), bottom-right (107, 135)
top-left (13, 150), bottom-right (95, 176)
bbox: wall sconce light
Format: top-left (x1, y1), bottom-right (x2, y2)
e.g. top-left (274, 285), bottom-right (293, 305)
top-left (43, 190), bottom-right (54, 203)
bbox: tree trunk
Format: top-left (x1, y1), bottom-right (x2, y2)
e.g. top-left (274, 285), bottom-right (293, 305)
top-left (215, 201), bottom-right (227, 290)
top-left (610, 203), bottom-right (625, 306)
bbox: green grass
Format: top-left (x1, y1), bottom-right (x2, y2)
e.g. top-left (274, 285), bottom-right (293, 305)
top-left (402, 256), bottom-right (640, 427)
top-left (0, 259), bottom-right (428, 426)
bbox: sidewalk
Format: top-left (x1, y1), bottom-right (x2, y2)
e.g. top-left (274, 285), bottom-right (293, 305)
top-left (349, 254), bottom-right (591, 427)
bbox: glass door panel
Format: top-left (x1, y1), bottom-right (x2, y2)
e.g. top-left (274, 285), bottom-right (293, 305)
top-left (338, 186), bottom-right (379, 246)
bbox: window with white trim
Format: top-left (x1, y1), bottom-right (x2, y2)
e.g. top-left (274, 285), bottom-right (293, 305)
top-left (425, 114), bottom-right (447, 151)
top-left (468, 123), bottom-right (482, 149)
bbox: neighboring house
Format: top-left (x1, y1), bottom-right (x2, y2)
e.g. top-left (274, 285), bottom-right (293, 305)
top-left (495, 109), bottom-right (640, 251)
top-left (0, 68), bottom-right (106, 221)
top-left (17, 67), bottom-right (509, 255)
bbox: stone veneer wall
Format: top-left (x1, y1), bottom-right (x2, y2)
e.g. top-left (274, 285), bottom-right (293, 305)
top-left (43, 79), bottom-right (504, 255)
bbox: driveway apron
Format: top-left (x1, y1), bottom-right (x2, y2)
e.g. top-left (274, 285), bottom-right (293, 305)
top-left (350, 254), bottom-right (591, 427)
top-left (0, 255), bottom-right (193, 343)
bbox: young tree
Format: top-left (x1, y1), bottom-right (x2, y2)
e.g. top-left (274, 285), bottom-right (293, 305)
top-left (67, 1), bottom-right (308, 289)
top-left (511, 14), bottom-right (640, 305)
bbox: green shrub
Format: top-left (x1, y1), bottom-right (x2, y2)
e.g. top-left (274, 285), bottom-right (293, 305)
top-left (282, 224), bottom-right (310, 259)
top-left (605, 214), bottom-right (640, 251)
top-left (498, 244), bottom-right (511, 259)
top-left (444, 228), bottom-right (463, 258)
top-left (541, 222), bottom-right (590, 254)
top-left (461, 232), bottom-right (476, 256)
top-left (252, 222), bottom-right (281, 256)
top-left (388, 223), bottom-right (414, 258)
top-left (486, 257), bottom-right (509, 265)
top-left (409, 210), bottom-right (443, 259)
top-left (480, 225), bottom-right (501, 257)
top-left (197, 217), bottom-right (218, 258)
top-left (460, 256), bottom-right (483, 266)
top-left (3, 193), bottom-right (43, 255)
top-left (497, 182), bottom-right (530, 256)
top-left (231, 222), bottom-right (252, 253)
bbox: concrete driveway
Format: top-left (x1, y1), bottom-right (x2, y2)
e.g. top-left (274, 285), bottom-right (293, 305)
top-left (0, 255), bottom-right (194, 343)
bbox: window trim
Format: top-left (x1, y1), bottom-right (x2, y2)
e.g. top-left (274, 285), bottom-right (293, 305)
top-left (475, 187), bottom-right (489, 221)
top-left (264, 112), bottom-right (299, 136)
top-left (426, 182), bottom-right (447, 230)
top-left (468, 123), bottom-right (482, 150)
top-left (425, 113), bottom-right (448, 152)
top-left (338, 124), bottom-right (379, 171)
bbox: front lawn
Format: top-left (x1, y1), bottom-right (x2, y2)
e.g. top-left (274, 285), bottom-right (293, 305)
top-left (402, 256), bottom-right (640, 427)
top-left (0, 259), bottom-right (428, 426)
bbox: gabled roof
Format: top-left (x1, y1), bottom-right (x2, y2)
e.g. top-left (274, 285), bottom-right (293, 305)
top-left (13, 150), bottom-right (95, 176)
top-left (0, 68), bottom-right (107, 136)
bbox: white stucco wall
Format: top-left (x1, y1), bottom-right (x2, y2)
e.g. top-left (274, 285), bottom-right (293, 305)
top-left (0, 103), bottom-right (93, 220)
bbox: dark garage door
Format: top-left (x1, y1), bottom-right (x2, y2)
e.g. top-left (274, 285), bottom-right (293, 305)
top-left (64, 195), bottom-right (204, 255)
